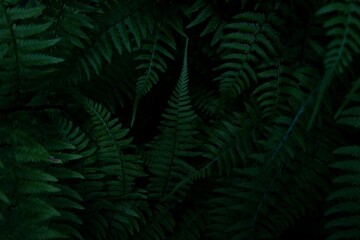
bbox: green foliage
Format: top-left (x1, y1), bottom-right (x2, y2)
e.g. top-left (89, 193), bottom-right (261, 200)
top-left (325, 78), bottom-right (360, 240)
top-left (0, 0), bottom-right (359, 239)
top-left (309, 1), bottom-right (360, 128)
top-left (215, 11), bottom-right (281, 100)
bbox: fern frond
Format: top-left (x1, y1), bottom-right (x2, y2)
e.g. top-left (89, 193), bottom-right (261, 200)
top-left (133, 203), bottom-right (176, 240)
top-left (191, 87), bottom-right (219, 117)
top-left (164, 103), bottom-right (262, 199)
top-left (79, 197), bottom-right (143, 239)
top-left (43, 0), bottom-right (98, 52)
top-left (326, 79), bottom-right (360, 240)
top-left (203, 112), bottom-right (256, 176)
top-left (44, 112), bottom-right (146, 240)
top-left (208, 151), bottom-right (329, 240)
top-left (63, 1), bottom-right (155, 84)
top-left (253, 60), bottom-right (302, 119)
top-left (0, 1), bottom-right (63, 104)
top-left (335, 78), bottom-right (360, 118)
top-left (146, 38), bottom-right (199, 201)
top-left (0, 125), bottom-right (65, 239)
top-left (81, 55), bottom-right (136, 112)
top-left (82, 98), bottom-right (141, 195)
top-left (185, 0), bottom-right (209, 28)
top-left (131, 22), bottom-right (177, 126)
top-left (215, 11), bottom-right (280, 99)
top-left (206, 85), bottom-right (326, 239)
top-left (309, 1), bottom-right (360, 129)
top-left (185, 0), bottom-right (225, 46)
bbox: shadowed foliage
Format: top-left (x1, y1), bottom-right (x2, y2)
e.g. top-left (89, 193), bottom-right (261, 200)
top-left (0, 0), bottom-right (359, 239)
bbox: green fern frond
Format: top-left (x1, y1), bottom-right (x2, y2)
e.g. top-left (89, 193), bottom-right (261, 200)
top-left (0, 1), bottom-right (63, 103)
top-left (205, 86), bottom-right (326, 239)
top-left (64, 0), bottom-right (154, 83)
top-left (131, 23), bottom-right (177, 126)
top-left (146, 38), bottom-right (199, 200)
top-left (203, 112), bottom-right (256, 176)
top-left (185, 0), bottom-right (225, 46)
top-left (0, 125), bottom-right (66, 239)
top-left (335, 78), bottom-right (360, 119)
top-left (309, 1), bottom-right (360, 129)
top-left (215, 11), bottom-right (280, 99)
top-left (82, 98), bottom-right (141, 195)
top-left (186, 1), bottom-right (212, 29)
top-left (44, 112), bottom-right (146, 240)
top-left (208, 152), bottom-right (329, 240)
top-left (1, 1), bottom-right (358, 239)
top-left (43, 0), bottom-right (98, 52)
top-left (253, 60), bottom-right (303, 119)
top-left (133, 203), bottom-right (176, 240)
top-left (164, 104), bottom-right (262, 200)
top-left (191, 87), bottom-right (219, 117)
top-left (326, 79), bottom-right (360, 240)
top-left (79, 195), bottom-right (146, 239)
top-left (82, 57), bottom-right (136, 112)
top-left (39, 115), bottom-right (90, 239)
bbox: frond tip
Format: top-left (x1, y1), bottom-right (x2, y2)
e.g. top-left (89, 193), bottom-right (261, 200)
top-left (82, 98), bottom-right (141, 194)
top-left (308, 2), bottom-right (360, 129)
top-left (147, 38), bottom-right (199, 201)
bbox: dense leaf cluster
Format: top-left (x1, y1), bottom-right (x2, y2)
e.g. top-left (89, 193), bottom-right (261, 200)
top-left (0, 0), bottom-right (359, 239)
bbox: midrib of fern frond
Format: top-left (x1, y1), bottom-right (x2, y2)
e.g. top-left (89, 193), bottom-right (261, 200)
top-left (309, 2), bottom-right (359, 129)
top-left (250, 87), bottom-right (319, 237)
top-left (86, 101), bottom-right (126, 194)
top-left (215, 12), bottom-right (279, 100)
top-left (131, 23), bottom-right (162, 127)
top-left (163, 135), bottom-right (242, 201)
top-left (162, 38), bottom-right (189, 196)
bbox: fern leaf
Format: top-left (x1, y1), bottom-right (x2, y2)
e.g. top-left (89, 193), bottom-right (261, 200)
top-left (187, 5), bottom-right (213, 29)
top-left (253, 60), bottom-right (302, 119)
top-left (325, 78), bottom-right (360, 239)
top-left (62, 1), bottom-right (155, 83)
top-left (0, 1), bottom-right (63, 107)
top-left (133, 203), bottom-right (176, 240)
top-left (147, 38), bottom-right (199, 200)
top-left (131, 23), bottom-right (176, 126)
top-left (215, 12), bottom-right (280, 99)
top-left (186, 0), bottom-right (225, 45)
top-left (12, 22), bottom-right (52, 38)
top-left (309, 2), bottom-right (360, 129)
top-left (82, 98), bottom-right (141, 195)
top-left (6, 5), bottom-right (45, 20)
